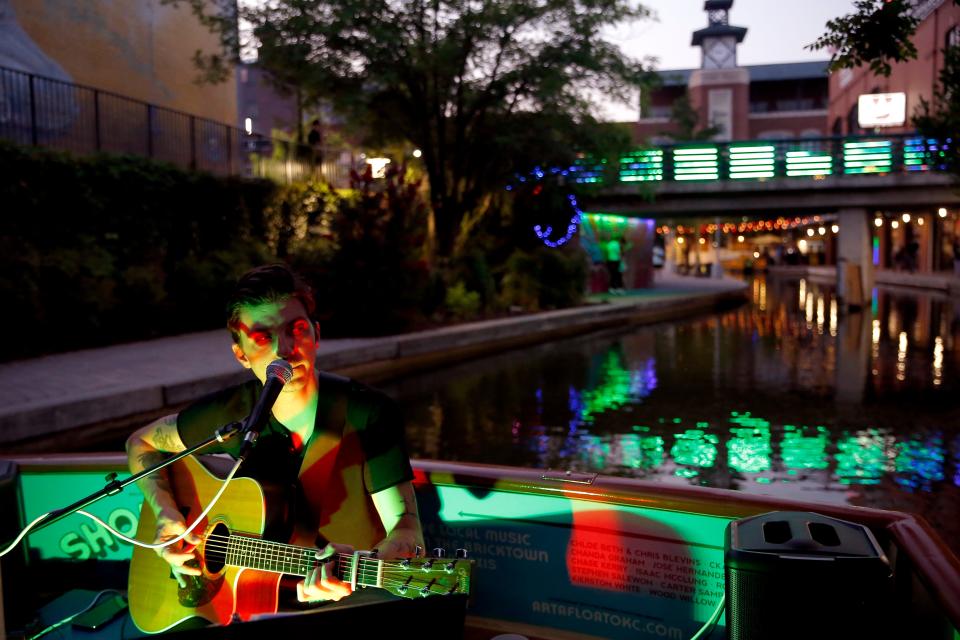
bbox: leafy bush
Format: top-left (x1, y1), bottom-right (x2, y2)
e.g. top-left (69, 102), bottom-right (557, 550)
top-left (0, 142), bottom-right (275, 360)
top-left (444, 281), bottom-right (481, 320)
top-left (500, 246), bottom-right (588, 311)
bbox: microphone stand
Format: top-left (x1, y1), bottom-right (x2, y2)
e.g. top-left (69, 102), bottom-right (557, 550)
top-left (5, 420), bottom-right (246, 541)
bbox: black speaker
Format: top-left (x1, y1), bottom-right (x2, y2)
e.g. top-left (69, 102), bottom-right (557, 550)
top-left (725, 511), bottom-right (891, 640)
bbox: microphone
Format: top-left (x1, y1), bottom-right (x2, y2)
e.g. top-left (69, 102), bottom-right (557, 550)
top-left (237, 359), bottom-right (294, 461)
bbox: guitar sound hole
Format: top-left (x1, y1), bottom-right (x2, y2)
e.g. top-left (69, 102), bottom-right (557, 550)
top-left (204, 522), bottom-right (230, 574)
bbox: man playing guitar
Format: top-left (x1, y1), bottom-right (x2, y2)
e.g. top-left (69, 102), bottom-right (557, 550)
top-left (126, 263), bottom-right (425, 609)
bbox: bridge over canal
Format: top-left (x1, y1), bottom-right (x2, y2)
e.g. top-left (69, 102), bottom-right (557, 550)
top-left (576, 134), bottom-right (959, 304)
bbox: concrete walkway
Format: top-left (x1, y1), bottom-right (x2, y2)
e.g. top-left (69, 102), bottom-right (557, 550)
top-left (0, 272), bottom-right (747, 447)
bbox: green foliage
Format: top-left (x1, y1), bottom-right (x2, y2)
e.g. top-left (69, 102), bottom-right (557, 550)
top-left (170, 0), bottom-right (658, 257)
top-left (663, 94), bottom-right (722, 142)
top-left (293, 164), bottom-right (434, 336)
top-left (807, 0), bottom-right (920, 77)
top-left (2, 140), bottom-right (595, 359)
top-left (913, 44), bottom-right (960, 180)
top-left (0, 142), bottom-right (275, 360)
top-left (500, 246), bottom-right (588, 312)
top-left (444, 282), bottom-right (481, 320)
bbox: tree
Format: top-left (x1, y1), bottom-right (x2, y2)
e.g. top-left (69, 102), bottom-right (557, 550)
top-left (913, 43), bottom-right (960, 176)
top-left (808, 0), bottom-right (960, 176)
top-left (662, 94), bottom-right (721, 142)
top-left (168, 0), bottom-right (656, 258)
top-left (807, 0), bottom-right (920, 77)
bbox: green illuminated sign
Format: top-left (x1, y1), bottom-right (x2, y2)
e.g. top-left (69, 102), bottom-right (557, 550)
top-left (785, 150), bottom-right (833, 177)
top-left (673, 147), bottom-right (719, 181)
top-left (843, 140), bottom-right (893, 174)
top-left (619, 149), bottom-right (664, 182)
top-left (19, 469), bottom-right (144, 562)
top-left (728, 145), bottom-right (775, 180)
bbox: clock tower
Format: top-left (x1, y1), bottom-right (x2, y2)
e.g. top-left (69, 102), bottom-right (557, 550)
top-left (693, 0), bottom-right (745, 70)
top-left (688, 0), bottom-right (749, 140)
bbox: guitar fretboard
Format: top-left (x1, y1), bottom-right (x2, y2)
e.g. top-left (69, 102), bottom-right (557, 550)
top-left (224, 535), bottom-right (378, 586)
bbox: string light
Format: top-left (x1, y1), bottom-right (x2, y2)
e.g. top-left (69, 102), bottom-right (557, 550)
top-left (938, 207), bottom-right (948, 218)
top-left (533, 194), bottom-right (583, 248)
top-left (875, 218), bottom-right (883, 227)
top-left (653, 215), bottom-right (841, 236)
top-left (507, 166), bottom-right (583, 248)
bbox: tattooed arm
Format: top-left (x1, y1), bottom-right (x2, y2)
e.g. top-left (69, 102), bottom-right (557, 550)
top-left (126, 414), bottom-right (201, 584)
top-left (370, 481), bottom-right (426, 560)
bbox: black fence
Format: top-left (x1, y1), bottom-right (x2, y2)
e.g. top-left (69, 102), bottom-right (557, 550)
top-left (0, 65), bottom-right (352, 185)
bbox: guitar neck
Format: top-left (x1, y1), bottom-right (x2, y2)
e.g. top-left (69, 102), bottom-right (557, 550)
top-left (221, 533), bottom-right (472, 598)
top-left (225, 535), bottom-right (375, 586)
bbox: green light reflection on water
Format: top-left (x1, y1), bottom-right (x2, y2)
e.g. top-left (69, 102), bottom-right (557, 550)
top-left (579, 351), bottom-right (632, 423)
top-left (835, 429), bottom-right (888, 485)
top-left (728, 412), bottom-right (771, 474)
top-left (781, 425), bottom-right (829, 471)
top-left (671, 429), bottom-right (718, 478)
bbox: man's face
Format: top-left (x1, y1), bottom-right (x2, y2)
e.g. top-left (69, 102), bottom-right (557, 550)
top-left (231, 297), bottom-right (319, 392)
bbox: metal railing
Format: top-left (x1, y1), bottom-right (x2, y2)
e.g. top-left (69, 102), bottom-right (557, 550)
top-left (0, 64), bottom-right (353, 185)
top-left (571, 134), bottom-right (952, 186)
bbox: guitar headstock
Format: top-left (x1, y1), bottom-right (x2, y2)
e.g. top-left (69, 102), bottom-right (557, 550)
top-left (378, 556), bottom-right (473, 599)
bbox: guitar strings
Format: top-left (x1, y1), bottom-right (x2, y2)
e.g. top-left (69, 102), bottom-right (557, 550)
top-left (193, 543), bottom-right (460, 591)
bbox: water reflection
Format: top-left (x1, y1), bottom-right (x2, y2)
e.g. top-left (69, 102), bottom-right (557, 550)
top-left (391, 276), bottom-right (960, 554)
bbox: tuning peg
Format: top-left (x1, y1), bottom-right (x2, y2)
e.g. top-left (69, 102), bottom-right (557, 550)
top-left (455, 548), bottom-right (468, 559)
top-left (431, 547), bottom-right (446, 558)
top-left (414, 545), bottom-right (423, 557)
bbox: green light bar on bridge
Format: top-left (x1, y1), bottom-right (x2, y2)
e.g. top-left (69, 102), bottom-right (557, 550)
top-left (728, 145), bottom-right (775, 179)
top-left (619, 149), bottom-right (664, 182)
top-left (673, 147), bottom-right (719, 181)
top-left (843, 140), bottom-right (893, 174)
top-left (786, 150), bottom-right (833, 177)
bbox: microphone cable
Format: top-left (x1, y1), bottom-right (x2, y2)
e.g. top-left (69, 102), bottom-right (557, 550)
top-left (0, 457), bottom-right (243, 557)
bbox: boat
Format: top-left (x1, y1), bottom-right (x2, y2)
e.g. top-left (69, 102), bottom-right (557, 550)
top-left (2, 453), bottom-right (959, 639)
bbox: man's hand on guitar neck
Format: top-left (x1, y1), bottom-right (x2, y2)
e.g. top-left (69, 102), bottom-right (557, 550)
top-left (154, 512), bottom-right (202, 588)
top-left (297, 542), bottom-right (354, 603)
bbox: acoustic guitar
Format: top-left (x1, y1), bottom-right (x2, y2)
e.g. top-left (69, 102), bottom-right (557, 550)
top-left (128, 455), bottom-right (471, 633)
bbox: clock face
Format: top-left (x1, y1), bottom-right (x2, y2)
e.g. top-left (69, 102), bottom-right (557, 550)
top-left (706, 40), bottom-right (733, 68)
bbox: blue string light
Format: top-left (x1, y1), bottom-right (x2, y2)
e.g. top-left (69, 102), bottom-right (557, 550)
top-left (533, 194), bottom-right (583, 248)
top-left (508, 166), bottom-right (584, 248)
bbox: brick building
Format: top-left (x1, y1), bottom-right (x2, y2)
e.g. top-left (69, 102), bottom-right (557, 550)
top-left (635, 0), bottom-right (829, 145)
top-left (828, 0), bottom-right (960, 135)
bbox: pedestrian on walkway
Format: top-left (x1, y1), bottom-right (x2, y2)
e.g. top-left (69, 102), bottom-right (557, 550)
top-left (604, 237), bottom-right (624, 294)
top-left (126, 263), bottom-right (423, 609)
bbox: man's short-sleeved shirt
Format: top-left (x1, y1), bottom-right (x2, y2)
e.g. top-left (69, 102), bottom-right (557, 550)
top-left (177, 373), bottom-right (413, 550)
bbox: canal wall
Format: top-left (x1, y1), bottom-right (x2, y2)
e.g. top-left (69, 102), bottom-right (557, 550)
top-left (767, 264), bottom-right (960, 294)
top-left (0, 280), bottom-right (748, 447)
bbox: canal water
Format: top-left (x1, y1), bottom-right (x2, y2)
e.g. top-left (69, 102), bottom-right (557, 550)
top-left (385, 276), bottom-right (960, 554)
